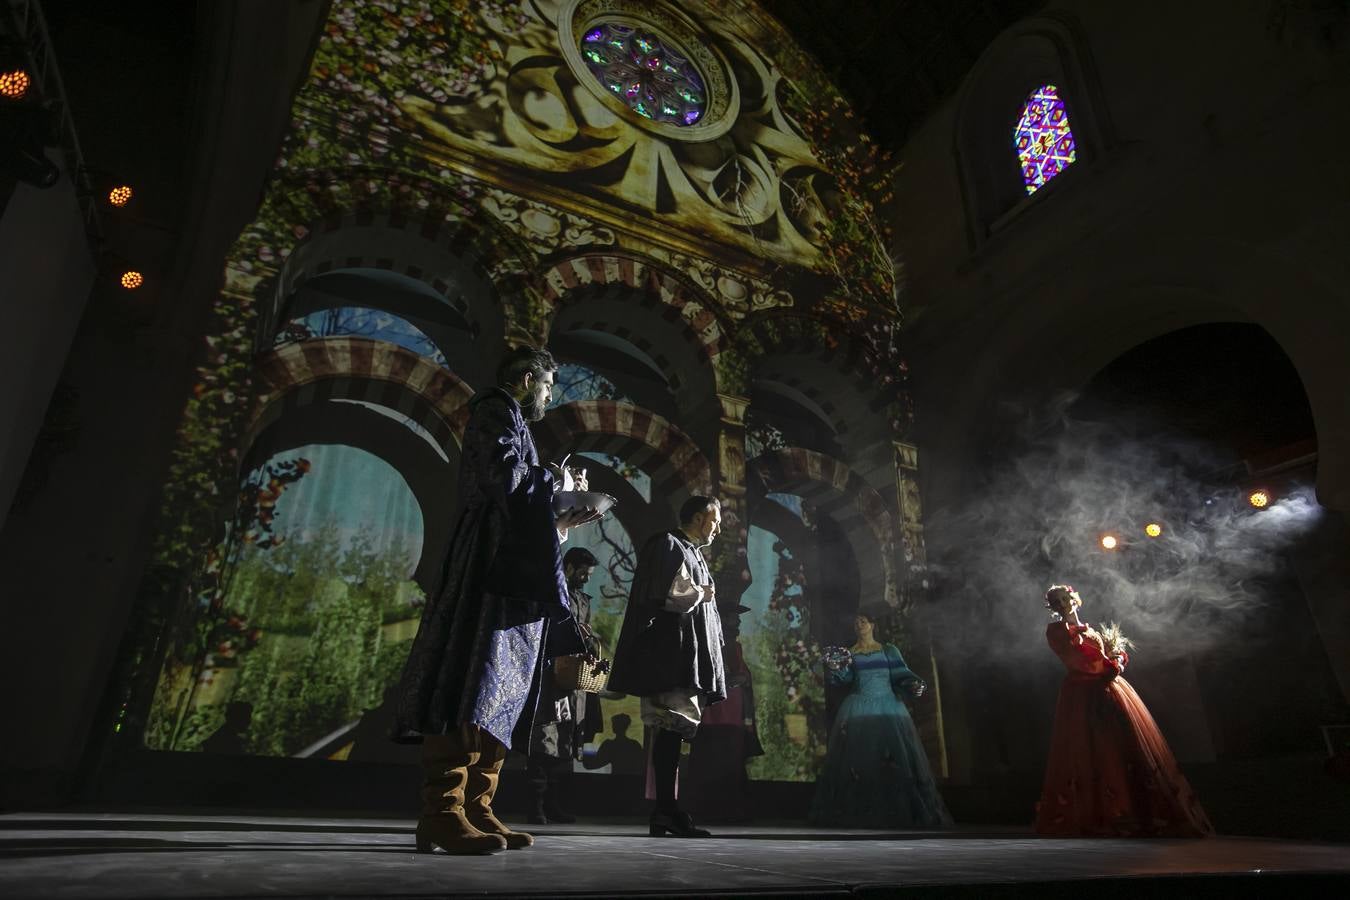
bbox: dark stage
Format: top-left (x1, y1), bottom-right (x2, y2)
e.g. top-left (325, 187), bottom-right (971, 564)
top-left (3, 812), bottom-right (1349, 899)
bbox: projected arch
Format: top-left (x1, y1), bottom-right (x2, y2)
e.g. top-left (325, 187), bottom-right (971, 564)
top-left (240, 397), bottom-right (456, 592)
top-left (536, 400), bottom-right (712, 516)
top-left (157, 439), bottom-right (430, 760)
top-left (276, 306), bottom-right (451, 368)
top-left (539, 253), bottom-right (727, 362)
top-left (267, 210), bottom-right (506, 354)
top-left (737, 311), bottom-right (902, 489)
top-left (751, 447), bottom-right (896, 607)
top-left (543, 254), bottom-right (726, 440)
top-left (250, 338), bottom-right (475, 456)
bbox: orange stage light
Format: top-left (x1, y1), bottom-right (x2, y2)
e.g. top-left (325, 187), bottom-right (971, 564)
top-left (1248, 490), bottom-right (1270, 509)
top-left (0, 68), bottom-right (31, 98)
top-left (121, 271), bottom-right (144, 290)
top-left (108, 185), bottom-right (133, 207)
top-left (1100, 534), bottom-right (1118, 551)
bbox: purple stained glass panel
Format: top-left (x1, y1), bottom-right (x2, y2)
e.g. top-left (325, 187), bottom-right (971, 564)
top-left (1014, 84), bottom-right (1078, 195)
top-left (579, 21), bottom-right (706, 127)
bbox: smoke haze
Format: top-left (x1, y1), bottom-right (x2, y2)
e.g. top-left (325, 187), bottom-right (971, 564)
top-left (927, 395), bottom-right (1321, 662)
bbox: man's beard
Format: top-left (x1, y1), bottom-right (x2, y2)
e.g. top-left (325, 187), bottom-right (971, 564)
top-left (521, 394), bottom-right (546, 421)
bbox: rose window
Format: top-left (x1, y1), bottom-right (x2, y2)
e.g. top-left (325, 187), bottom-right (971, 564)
top-left (579, 22), bottom-right (706, 126)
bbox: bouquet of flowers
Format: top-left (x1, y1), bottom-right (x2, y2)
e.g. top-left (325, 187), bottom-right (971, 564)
top-left (821, 646), bottom-right (853, 671)
top-left (1098, 622), bottom-right (1135, 658)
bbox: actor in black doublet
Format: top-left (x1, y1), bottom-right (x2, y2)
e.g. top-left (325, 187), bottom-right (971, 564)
top-left (609, 496), bottom-right (726, 837)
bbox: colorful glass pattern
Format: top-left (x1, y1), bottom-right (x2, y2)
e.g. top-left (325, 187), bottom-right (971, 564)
top-left (580, 22), bottom-right (706, 126)
top-left (1014, 84), bottom-right (1077, 194)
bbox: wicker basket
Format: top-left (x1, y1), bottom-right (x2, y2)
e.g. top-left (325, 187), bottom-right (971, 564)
top-left (553, 654), bottom-right (609, 693)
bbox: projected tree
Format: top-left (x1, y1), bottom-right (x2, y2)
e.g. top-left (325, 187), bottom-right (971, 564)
top-left (145, 444), bottom-right (425, 756)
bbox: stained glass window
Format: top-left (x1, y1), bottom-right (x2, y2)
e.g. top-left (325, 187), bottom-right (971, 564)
top-left (1014, 84), bottom-right (1077, 194)
top-left (579, 22), bottom-right (706, 126)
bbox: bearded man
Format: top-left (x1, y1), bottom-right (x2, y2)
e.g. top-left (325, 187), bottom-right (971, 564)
top-left (394, 346), bottom-right (597, 854)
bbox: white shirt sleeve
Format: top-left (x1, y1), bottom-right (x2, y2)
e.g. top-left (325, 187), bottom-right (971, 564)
top-left (665, 561), bottom-right (708, 614)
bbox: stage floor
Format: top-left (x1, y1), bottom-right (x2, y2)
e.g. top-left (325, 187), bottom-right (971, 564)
top-left (3, 812), bottom-right (1349, 899)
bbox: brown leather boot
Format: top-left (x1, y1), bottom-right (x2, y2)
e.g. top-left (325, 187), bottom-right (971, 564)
top-left (416, 732), bottom-right (507, 854)
top-left (465, 731), bottom-right (534, 849)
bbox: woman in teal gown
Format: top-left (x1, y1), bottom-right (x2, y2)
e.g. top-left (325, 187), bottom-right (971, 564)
top-left (810, 611), bottom-right (952, 828)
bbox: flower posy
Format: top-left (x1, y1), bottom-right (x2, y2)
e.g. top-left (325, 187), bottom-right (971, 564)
top-left (1099, 621), bottom-right (1135, 657)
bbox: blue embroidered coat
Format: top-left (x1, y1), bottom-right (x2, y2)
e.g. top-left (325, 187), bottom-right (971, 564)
top-left (394, 388), bottom-right (581, 750)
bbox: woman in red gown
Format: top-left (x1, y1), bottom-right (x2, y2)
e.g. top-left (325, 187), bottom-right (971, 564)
top-left (1035, 585), bottom-right (1214, 837)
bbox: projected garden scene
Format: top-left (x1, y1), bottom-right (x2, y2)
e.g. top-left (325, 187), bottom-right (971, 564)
top-left (144, 443), bottom-right (426, 759)
top-left (742, 520), bottom-right (826, 782)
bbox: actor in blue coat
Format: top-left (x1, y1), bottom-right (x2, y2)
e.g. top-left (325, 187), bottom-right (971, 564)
top-left (394, 346), bottom-right (594, 854)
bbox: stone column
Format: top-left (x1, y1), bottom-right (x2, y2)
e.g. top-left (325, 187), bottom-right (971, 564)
top-left (708, 393), bottom-right (750, 611)
top-left (895, 440), bottom-right (948, 778)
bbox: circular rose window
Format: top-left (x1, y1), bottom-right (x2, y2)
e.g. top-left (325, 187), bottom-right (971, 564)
top-left (560, 0), bottom-right (738, 142)
top-left (579, 22), bottom-right (706, 126)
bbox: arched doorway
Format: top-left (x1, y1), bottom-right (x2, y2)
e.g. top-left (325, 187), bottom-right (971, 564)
top-left (929, 322), bottom-right (1346, 793)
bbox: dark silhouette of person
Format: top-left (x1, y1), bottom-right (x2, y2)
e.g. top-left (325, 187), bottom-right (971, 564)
top-left (347, 685), bottom-right (419, 765)
top-left (200, 701), bottom-right (252, 755)
top-left (582, 713), bottom-right (645, 776)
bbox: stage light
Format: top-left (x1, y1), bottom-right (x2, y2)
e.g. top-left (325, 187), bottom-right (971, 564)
top-left (121, 271), bottom-right (144, 289)
top-left (108, 184), bottom-right (133, 207)
top-left (1248, 489), bottom-right (1270, 509)
top-left (1100, 534), bottom-right (1119, 551)
top-left (0, 68), bottom-right (30, 99)
top-left (1144, 523), bottom-right (1162, 538)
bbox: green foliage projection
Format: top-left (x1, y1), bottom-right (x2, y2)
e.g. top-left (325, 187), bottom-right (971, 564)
top-left (146, 528), bottom-right (424, 756)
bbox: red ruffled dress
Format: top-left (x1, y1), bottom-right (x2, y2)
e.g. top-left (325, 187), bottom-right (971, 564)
top-left (1034, 621), bottom-right (1214, 837)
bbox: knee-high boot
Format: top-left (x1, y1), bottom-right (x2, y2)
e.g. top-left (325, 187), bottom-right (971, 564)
top-left (416, 730), bottom-right (508, 854)
top-left (464, 729), bottom-right (535, 849)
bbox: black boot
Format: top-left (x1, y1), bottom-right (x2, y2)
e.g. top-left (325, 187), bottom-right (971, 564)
top-left (542, 781), bottom-right (576, 824)
top-left (543, 756), bottom-right (577, 823)
top-left (526, 755), bottom-right (550, 825)
top-left (648, 729), bottom-right (711, 838)
top-left (649, 808), bottom-right (711, 838)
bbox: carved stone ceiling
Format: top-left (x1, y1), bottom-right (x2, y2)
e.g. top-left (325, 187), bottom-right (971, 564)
top-left (761, 0), bottom-right (1046, 148)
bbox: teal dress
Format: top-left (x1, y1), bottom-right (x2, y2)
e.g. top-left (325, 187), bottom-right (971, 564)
top-left (810, 644), bottom-right (952, 828)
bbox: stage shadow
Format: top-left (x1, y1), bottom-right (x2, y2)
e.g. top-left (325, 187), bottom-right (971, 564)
top-left (0, 837), bottom-right (417, 859)
top-left (0, 817), bottom-right (412, 835)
